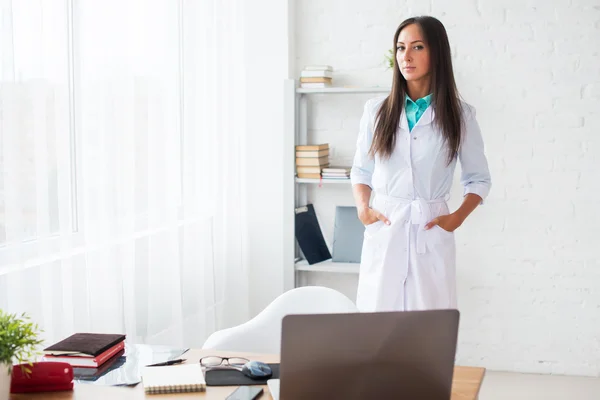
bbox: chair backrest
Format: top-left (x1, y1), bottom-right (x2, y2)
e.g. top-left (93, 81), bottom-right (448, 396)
top-left (201, 286), bottom-right (358, 354)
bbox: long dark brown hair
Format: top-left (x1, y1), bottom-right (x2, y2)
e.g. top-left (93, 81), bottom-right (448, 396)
top-left (370, 16), bottom-right (463, 165)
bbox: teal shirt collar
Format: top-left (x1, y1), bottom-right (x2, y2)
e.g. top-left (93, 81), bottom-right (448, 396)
top-left (406, 93), bottom-right (432, 109)
top-left (405, 93), bottom-right (432, 131)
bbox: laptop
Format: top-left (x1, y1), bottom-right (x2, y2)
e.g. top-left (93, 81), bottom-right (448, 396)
top-left (268, 309), bottom-right (459, 400)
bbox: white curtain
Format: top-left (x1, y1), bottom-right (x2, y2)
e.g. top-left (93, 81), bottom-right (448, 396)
top-left (0, 0), bottom-right (249, 348)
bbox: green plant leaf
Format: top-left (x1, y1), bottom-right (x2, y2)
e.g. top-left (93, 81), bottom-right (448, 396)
top-left (383, 48), bottom-right (395, 70)
top-left (0, 309), bottom-right (44, 371)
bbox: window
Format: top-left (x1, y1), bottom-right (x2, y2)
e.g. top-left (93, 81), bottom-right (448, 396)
top-left (0, 1), bottom-right (72, 245)
top-left (0, 0), bottom-right (249, 346)
top-left (0, 0), bottom-right (185, 248)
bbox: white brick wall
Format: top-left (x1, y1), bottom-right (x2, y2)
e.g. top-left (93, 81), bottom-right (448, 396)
top-left (294, 0), bottom-right (600, 376)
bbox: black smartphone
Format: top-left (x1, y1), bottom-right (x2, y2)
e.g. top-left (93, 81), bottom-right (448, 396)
top-left (225, 386), bottom-right (263, 400)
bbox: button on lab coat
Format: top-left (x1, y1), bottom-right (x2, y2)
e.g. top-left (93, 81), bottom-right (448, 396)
top-left (350, 96), bottom-right (491, 312)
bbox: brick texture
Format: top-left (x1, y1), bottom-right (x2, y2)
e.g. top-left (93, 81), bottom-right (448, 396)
top-left (295, 0), bottom-right (600, 376)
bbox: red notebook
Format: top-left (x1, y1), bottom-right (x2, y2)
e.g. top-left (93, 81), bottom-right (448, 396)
top-left (43, 333), bottom-right (126, 368)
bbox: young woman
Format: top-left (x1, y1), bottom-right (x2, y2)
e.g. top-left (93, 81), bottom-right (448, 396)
top-left (350, 16), bottom-right (491, 312)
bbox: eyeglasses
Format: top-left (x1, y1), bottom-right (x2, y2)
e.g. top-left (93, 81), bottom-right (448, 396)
top-left (199, 356), bottom-right (250, 369)
top-left (199, 356), bottom-right (273, 379)
top-left (200, 356), bottom-right (273, 379)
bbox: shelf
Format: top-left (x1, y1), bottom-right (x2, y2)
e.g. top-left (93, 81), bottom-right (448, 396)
top-left (296, 86), bottom-right (391, 94)
top-left (295, 259), bottom-right (360, 274)
top-left (295, 178), bottom-right (351, 184)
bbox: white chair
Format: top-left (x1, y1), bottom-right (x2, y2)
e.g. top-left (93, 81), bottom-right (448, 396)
top-left (201, 286), bottom-right (359, 354)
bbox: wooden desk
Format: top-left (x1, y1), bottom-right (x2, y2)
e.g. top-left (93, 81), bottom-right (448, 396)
top-left (10, 349), bottom-right (485, 400)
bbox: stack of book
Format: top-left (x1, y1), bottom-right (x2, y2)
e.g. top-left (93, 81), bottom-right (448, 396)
top-left (296, 144), bottom-right (329, 179)
top-left (322, 166), bottom-right (351, 180)
top-left (42, 333), bottom-right (126, 368)
top-left (300, 65), bottom-right (333, 88)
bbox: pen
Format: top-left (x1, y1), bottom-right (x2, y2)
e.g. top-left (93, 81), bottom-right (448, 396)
top-left (146, 358), bottom-right (186, 367)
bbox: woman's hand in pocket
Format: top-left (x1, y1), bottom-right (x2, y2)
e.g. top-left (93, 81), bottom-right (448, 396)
top-left (357, 206), bottom-right (391, 226)
top-left (424, 213), bottom-right (463, 232)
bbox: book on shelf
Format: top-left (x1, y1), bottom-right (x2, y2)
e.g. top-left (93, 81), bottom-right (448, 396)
top-left (322, 171), bottom-right (350, 177)
top-left (295, 144), bottom-right (330, 178)
top-left (322, 165), bottom-right (350, 179)
top-left (295, 204), bottom-right (332, 265)
top-left (300, 76), bottom-right (332, 82)
top-left (296, 149), bottom-right (329, 158)
top-left (300, 77), bottom-right (332, 84)
top-left (296, 166), bottom-right (322, 174)
top-left (296, 156), bottom-right (329, 167)
top-left (322, 166), bottom-right (351, 174)
top-left (297, 173), bottom-right (322, 179)
top-left (296, 144), bottom-right (329, 151)
top-left (300, 70), bottom-right (333, 79)
top-left (300, 65), bottom-right (333, 87)
top-left (303, 65), bottom-right (333, 71)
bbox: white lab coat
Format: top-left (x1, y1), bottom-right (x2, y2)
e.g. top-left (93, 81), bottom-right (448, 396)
top-left (350, 96), bottom-right (491, 312)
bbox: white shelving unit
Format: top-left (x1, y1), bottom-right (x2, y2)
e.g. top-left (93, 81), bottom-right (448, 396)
top-left (295, 259), bottom-right (360, 274)
top-left (283, 79), bottom-right (391, 289)
top-left (296, 86), bottom-right (390, 94)
top-left (295, 178), bottom-right (351, 184)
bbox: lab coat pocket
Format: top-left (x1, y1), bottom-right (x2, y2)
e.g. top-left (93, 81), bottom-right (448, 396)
top-left (425, 225), bottom-right (456, 279)
top-left (363, 204), bottom-right (389, 239)
top-left (363, 220), bottom-right (385, 239)
top-left (435, 225), bottom-right (454, 236)
top-left (426, 225), bottom-right (454, 251)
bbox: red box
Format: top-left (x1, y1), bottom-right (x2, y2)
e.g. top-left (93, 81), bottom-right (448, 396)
top-left (10, 362), bottom-right (74, 393)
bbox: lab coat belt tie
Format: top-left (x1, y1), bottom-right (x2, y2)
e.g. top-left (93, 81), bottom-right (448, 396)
top-left (373, 193), bottom-right (447, 255)
top-left (409, 198), bottom-right (446, 255)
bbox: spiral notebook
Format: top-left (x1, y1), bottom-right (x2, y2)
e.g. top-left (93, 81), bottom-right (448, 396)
top-left (142, 363), bottom-right (206, 394)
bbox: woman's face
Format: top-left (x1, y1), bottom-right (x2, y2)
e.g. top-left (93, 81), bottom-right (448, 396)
top-left (396, 23), bottom-right (431, 84)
